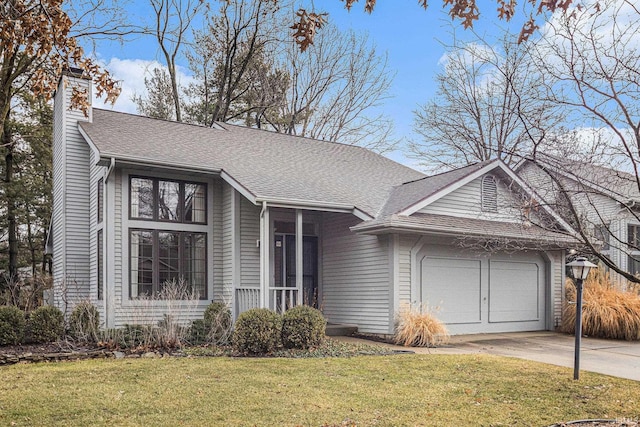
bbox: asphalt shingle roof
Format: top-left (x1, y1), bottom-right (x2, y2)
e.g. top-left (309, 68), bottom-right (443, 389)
top-left (80, 109), bottom-right (425, 217)
top-left (377, 160), bottom-right (495, 217)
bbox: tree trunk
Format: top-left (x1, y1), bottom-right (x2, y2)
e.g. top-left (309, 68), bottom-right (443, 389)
top-left (3, 110), bottom-right (18, 281)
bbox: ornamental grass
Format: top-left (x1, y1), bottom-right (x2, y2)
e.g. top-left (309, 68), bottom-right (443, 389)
top-left (561, 269), bottom-right (640, 340)
top-left (394, 303), bottom-right (449, 347)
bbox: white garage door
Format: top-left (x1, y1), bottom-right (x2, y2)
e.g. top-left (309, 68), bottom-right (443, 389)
top-left (419, 249), bottom-right (546, 335)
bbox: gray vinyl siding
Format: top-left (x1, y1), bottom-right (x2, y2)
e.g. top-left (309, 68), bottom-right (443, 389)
top-left (419, 174), bottom-right (525, 222)
top-left (212, 179), bottom-right (225, 303)
top-left (240, 197), bottom-right (260, 288)
top-left (221, 182), bottom-right (234, 304)
top-left (113, 169), bottom-right (123, 315)
top-left (52, 76), bottom-right (92, 315)
top-left (398, 234), bottom-right (421, 306)
top-left (321, 213), bottom-right (391, 334)
top-left (550, 250), bottom-right (565, 328)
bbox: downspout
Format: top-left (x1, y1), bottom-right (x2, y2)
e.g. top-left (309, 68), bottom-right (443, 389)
top-left (104, 157), bottom-right (114, 327)
top-left (104, 157), bottom-right (115, 183)
top-left (259, 201), bottom-right (268, 308)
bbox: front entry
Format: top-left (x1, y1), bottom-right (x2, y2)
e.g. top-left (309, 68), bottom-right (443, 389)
top-left (273, 234), bottom-right (319, 311)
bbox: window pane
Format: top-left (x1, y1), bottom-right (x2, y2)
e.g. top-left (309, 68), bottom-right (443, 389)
top-left (131, 230), bottom-right (154, 297)
top-left (629, 255), bottom-right (640, 277)
top-left (131, 178), bottom-right (154, 219)
top-left (97, 230), bottom-right (103, 300)
top-left (97, 178), bottom-right (104, 224)
top-left (185, 233), bottom-right (207, 298)
top-left (184, 183), bottom-right (206, 223)
top-left (158, 180), bottom-right (180, 221)
top-left (158, 231), bottom-right (180, 290)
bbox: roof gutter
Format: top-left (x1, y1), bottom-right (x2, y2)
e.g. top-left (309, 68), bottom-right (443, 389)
top-left (254, 197), bottom-right (373, 220)
top-left (351, 221), bottom-right (578, 246)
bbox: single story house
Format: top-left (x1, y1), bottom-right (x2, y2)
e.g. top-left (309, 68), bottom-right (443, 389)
top-left (51, 69), bottom-right (576, 335)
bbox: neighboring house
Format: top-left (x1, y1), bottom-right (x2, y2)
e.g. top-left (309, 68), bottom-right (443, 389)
top-left (51, 69), bottom-right (576, 335)
top-left (517, 156), bottom-right (640, 286)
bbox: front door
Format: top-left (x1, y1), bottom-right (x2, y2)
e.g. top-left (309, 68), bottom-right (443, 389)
top-left (274, 234), bottom-right (319, 308)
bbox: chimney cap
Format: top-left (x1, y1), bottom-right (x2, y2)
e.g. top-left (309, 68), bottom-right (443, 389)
top-left (62, 66), bottom-right (91, 80)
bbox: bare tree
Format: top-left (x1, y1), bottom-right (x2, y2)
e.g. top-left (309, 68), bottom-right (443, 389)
top-left (410, 32), bottom-right (564, 171)
top-left (179, 2), bottom-right (394, 150)
top-left (149, 0), bottom-right (205, 122)
top-left (133, 67), bottom-right (177, 120)
top-left (516, 0), bottom-right (640, 283)
top-left (276, 28), bottom-right (395, 152)
top-left (183, 0), bottom-right (283, 126)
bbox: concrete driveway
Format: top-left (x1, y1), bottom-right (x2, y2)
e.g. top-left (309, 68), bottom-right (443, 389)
top-left (340, 332), bottom-right (640, 381)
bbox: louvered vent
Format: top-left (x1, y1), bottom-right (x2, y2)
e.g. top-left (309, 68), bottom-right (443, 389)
top-left (481, 175), bottom-right (498, 213)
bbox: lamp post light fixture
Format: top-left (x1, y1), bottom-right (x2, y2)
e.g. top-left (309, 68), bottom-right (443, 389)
top-left (566, 256), bottom-right (597, 380)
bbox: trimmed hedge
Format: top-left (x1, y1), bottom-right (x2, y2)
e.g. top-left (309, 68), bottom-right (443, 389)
top-left (0, 305), bottom-right (26, 346)
top-left (27, 306), bottom-right (64, 343)
top-left (281, 305), bottom-right (326, 349)
top-left (232, 308), bottom-right (282, 355)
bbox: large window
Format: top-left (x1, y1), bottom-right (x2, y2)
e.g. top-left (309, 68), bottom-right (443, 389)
top-left (130, 230), bottom-right (207, 299)
top-left (130, 177), bottom-right (206, 224)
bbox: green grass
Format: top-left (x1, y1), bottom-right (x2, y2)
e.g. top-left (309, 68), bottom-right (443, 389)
top-left (1, 354), bottom-right (639, 426)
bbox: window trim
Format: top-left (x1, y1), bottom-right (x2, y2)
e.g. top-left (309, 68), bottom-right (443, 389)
top-left (129, 228), bottom-right (208, 300)
top-left (129, 175), bottom-right (208, 225)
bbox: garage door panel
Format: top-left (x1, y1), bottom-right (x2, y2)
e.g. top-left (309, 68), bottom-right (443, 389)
top-left (489, 261), bottom-right (540, 323)
top-left (421, 257), bottom-right (481, 324)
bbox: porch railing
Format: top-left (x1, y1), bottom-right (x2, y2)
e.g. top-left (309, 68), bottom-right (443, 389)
top-left (270, 287), bottom-right (299, 314)
top-left (235, 287), bottom-right (260, 317)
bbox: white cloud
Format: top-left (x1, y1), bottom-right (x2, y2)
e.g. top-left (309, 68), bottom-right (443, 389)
top-left (92, 58), bottom-right (194, 115)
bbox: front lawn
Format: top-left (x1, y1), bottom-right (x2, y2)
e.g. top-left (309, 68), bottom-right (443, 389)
top-left (1, 354), bottom-right (639, 426)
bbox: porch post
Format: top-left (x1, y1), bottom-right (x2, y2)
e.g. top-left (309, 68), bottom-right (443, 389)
top-left (296, 209), bottom-right (303, 306)
top-left (259, 202), bottom-right (270, 309)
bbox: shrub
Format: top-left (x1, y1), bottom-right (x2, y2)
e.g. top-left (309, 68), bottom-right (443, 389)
top-left (281, 305), bottom-right (326, 349)
top-left (0, 305), bottom-right (26, 346)
top-left (69, 301), bottom-right (100, 343)
top-left (203, 302), bottom-right (232, 344)
top-left (27, 306), bottom-right (64, 343)
top-left (232, 308), bottom-right (282, 355)
top-left (561, 270), bottom-right (640, 340)
top-left (394, 304), bottom-right (449, 347)
top-left (189, 319), bottom-right (209, 345)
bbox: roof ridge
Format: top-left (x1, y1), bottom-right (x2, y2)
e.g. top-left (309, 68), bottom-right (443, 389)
top-left (400, 159), bottom-right (494, 186)
top-left (93, 108), bottom-right (223, 131)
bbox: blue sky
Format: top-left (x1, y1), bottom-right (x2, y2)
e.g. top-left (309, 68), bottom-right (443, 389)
top-left (90, 1), bottom-right (529, 165)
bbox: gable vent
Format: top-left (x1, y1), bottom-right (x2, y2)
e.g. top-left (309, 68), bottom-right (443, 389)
top-left (481, 175), bottom-right (498, 213)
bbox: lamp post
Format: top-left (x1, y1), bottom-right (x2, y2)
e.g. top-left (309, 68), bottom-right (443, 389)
top-left (566, 257), bottom-right (597, 380)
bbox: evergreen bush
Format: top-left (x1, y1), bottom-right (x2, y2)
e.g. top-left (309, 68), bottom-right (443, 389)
top-left (27, 306), bottom-right (64, 343)
top-left (232, 308), bottom-right (282, 355)
top-left (0, 305), bottom-right (26, 346)
top-left (281, 305), bottom-right (326, 349)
